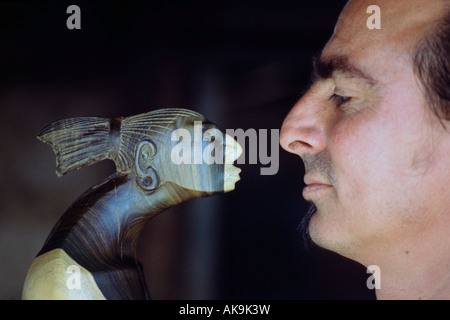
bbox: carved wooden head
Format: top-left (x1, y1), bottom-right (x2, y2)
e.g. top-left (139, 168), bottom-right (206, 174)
top-left (38, 108), bottom-right (242, 194)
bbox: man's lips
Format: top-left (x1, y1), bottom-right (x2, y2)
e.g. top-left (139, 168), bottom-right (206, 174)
top-left (303, 172), bottom-right (333, 199)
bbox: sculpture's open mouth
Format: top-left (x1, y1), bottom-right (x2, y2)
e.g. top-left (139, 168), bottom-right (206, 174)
top-left (224, 134), bottom-right (243, 192)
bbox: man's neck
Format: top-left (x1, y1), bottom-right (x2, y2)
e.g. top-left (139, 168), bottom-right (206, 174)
top-left (372, 228), bottom-right (450, 300)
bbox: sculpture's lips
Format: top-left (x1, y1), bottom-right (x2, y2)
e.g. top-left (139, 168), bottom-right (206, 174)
top-left (224, 134), bottom-right (243, 192)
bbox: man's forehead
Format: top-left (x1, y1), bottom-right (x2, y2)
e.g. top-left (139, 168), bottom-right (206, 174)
top-left (319, 0), bottom-right (448, 80)
top-left (330, 0), bottom-right (447, 51)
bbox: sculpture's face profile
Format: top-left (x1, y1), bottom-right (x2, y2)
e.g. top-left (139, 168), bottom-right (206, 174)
top-left (37, 107), bottom-right (242, 194)
top-left (134, 115), bottom-right (242, 193)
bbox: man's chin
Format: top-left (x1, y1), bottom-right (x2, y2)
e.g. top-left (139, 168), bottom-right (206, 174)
top-left (306, 213), bottom-right (357, 261)
top-left (300, 204), bottom-right (340, 252)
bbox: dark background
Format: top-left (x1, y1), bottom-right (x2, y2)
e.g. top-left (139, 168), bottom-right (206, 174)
top-left (0, 0), bottom-right (375, 299)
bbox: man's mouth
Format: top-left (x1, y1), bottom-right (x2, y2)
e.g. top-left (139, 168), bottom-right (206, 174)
top-left (303, 172), bottom-right (333, 199)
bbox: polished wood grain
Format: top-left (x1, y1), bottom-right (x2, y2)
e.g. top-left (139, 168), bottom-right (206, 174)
top-left (22, 108), bottom-right (242, 300)
top-left (22, 248), bottom-right (106, 300)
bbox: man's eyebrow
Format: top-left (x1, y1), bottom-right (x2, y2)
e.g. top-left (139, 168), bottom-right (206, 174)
top-left (311, 54), bottom-right (378, 85)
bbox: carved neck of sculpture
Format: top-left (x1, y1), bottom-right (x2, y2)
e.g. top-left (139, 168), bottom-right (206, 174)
top-left (35, 173), bottom-right (205, 299)
top-left (40, 173), bottom-right (203, 263)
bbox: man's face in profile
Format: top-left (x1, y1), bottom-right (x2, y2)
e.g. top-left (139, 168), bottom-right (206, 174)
top-left (280, 0), bottom-right (450, 264)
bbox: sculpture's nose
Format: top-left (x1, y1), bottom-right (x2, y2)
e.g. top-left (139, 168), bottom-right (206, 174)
top-left (224, 134), bottom-right (243, 192)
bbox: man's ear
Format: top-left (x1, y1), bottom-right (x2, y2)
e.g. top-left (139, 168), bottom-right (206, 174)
top-left (135, 140), bottom-right (159, 191)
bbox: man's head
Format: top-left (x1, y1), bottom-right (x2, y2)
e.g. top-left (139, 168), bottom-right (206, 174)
top-left (280, 0), bottom-right (450, 297)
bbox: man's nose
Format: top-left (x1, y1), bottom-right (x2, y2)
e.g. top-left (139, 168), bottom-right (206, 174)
top-left (279, 92), bottom-right (327, 157)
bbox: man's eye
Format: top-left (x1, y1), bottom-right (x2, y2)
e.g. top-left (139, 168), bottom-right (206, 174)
top-left (329, 93), bottom-right (351, 107)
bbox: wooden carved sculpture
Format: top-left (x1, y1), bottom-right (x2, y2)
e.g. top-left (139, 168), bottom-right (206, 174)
top-left (22, 108), bottom-right (242, 300)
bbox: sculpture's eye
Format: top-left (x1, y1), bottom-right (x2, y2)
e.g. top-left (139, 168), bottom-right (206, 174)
top-left (203, 128), bottom-right (220, 143)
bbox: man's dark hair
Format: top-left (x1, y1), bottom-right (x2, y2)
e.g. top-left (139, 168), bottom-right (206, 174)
top-left (413, 9), bottom-right (450, 121)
